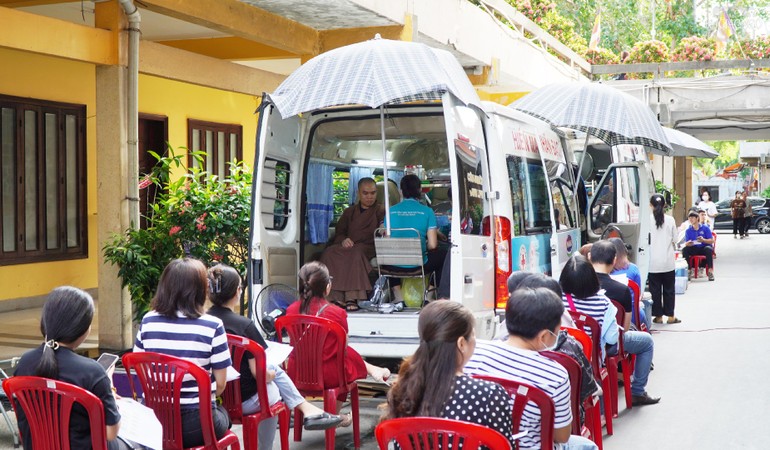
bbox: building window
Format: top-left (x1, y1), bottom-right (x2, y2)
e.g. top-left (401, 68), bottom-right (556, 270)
top-left (261, 158), bottom-right (291, 231)
top-left (187, 119), bottom-right (243, 179)
top-left (0, 95), bottom-right (87, 264)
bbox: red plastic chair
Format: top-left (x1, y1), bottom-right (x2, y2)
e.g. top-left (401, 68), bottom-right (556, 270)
top-left (688, 255), bottom-right (707, 278)
top-left (3, 376), bottom-right (108, 450)
top-left (275, 315), bottom-right (361, 450)
top-left (627, 280), bottom-right (644, 332)
top-left (559, 328), bottom-right (603, 450)
top-left (539, 351), bottom-right (582, 435)
top-left (122, 352), bottom-right (241, 450)
top-left (473, 375), bottom-right (554, 450)
top-left (375, 417), bottom-right (512, 450)
top-left (567, 310), bottom-right (614, 436)
top-left (222, 334), bottom-right (289, 450)
top-left (609, 300), bottom-right (634, 414)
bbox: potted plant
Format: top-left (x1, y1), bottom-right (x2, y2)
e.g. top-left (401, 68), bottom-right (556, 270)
top-left (103, 146), bottom-right (252, 321)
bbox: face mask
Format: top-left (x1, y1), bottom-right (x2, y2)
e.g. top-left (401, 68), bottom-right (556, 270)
top-left (541, 330), bottom-right (560, 352)
top-left (702, 195), bottom-right (708, 201)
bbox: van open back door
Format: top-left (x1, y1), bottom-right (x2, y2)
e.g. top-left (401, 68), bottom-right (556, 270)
top-left (588, 161), bottom-right (652, 287)
top-left (249, 101), bottom-right (303, 318)
top-left (443, 93), bottom-right (497, 339)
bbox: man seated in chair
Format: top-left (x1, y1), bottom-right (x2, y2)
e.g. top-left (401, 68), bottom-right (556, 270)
top-left (320, 177), bottom-right (384, 311)
top-left (589, 240), bottom-right (660, 406)
top-left (383, 174), bottom-right (446, 303)
top-left (682, 210), bottom-right (714, 281)
top-left (464, 287), bottom-right (598, 450)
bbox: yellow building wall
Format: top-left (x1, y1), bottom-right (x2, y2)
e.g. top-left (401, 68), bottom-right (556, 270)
top-left (138, 74), bottom-right (260, 176)
top-left (0, 52), bottom-right (260, 304)
top-left (0, 47), bottom-right (99, 302)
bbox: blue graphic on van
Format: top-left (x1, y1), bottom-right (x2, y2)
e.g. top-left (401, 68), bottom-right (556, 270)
top-left (510, 234), bottom-right (552, 275)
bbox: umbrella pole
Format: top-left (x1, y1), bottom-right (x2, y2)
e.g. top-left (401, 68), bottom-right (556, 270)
top-left (573, 133), bottom-right (590, 196)
top-left (380, 105), bottom-right (391, 234)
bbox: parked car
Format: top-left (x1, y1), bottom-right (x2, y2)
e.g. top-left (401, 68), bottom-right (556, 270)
top-left (712, 197), bottom-right (770, 234)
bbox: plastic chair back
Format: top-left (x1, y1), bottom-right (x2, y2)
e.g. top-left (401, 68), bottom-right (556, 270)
top-left (472, 375), bottom-right (554, 450)
top-left (222, 335), bottom-right (267, 423)
top-left (274, 314), bottom-right (347, 395)
top-left (223, 334), bottom-right (289, 450)
top-left (627, 280), bottom-right (642, 331)
top-left (375, 417), bottom-right (511, 450)
top-left (2, 376), bottom-right (108, 450)
top-left (567, 311), bottom-right (603, 372)
top-left (562, 327), bottom-right (592, 363)
top-left (539, 351), bottom-right (582, 435)
top-left (122, 352), bottom-right (239, 450)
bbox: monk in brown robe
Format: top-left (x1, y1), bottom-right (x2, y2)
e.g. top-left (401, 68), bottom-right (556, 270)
top-left (321, 177), bottom-right (385, 310)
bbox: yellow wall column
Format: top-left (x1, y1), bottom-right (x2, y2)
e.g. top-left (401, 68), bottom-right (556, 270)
top-left (95, 1), bottom-right (133, 350)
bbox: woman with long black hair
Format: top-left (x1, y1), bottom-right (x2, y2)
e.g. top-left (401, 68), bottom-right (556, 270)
top-left (648, 193), bottom-right (680, 324)
top-left (13, 287), bottom-right (132, 450)
top-left (382, 301), bottom-right (514, 444)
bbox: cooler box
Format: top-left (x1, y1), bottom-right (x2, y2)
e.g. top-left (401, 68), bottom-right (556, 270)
top-left (674, 259), bottom-right (688, 294)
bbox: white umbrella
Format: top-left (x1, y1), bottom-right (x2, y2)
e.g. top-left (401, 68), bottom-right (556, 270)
top-left (269, 35), bottom-right (482, 119)
top-left (663, 128), bottom-right (719, 158)
top-left (511, 83), bottom-right (672, 155)
top-left (268, 35), bottom-right (483, 232)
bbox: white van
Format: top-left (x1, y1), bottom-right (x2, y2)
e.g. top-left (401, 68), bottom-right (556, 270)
top-left (249, 96), bottom-right (582, 357)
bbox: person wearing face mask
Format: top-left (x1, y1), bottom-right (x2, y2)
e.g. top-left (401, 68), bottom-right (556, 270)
top-left (697, 190), bottom-right (717, 227)
top-left (465, 287), bottom-right (598, 450)
top-left (730, 190), bottom-right (747, 238)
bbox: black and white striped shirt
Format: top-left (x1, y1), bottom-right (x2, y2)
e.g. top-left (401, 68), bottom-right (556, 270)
top-left (465, 340), bottom-right (572, 450)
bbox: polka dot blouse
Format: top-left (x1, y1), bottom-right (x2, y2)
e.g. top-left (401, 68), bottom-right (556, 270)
top-left (442, 375), bottom-right (514, 445)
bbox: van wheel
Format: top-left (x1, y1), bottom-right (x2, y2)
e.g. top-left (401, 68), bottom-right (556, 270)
top-left (756, 218), bottom-right (770, 234)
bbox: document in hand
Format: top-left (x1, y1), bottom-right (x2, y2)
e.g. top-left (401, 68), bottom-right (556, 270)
top-left (226, 365), bottom-right (241, 381)
top-left (116, 397), bottom-right (163, 450)
top-left (265, 341), bottom-right (293, 367)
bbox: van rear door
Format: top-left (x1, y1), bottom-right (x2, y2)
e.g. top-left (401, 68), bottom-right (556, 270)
top-left (442, 94), bottom-right (496, 324)
top-left (538, 135), bottom-right (581, 279)
top-left (250, 102), bottom-right (303, 310)
top-left (588, 161), bottom-right (652, 287)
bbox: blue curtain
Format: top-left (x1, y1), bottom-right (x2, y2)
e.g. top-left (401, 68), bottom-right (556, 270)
top-left (388, 170), bottom-right (405, 188)
top-left (348, 166), bottom-right (375, 205)
top-left (306, 163), bottom-right (335, 244)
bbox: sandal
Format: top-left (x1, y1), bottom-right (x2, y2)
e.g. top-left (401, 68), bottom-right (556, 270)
top-left (345, 300), bottom-right (360, 312)
top-left (303, 412), bottom-right (343, 430)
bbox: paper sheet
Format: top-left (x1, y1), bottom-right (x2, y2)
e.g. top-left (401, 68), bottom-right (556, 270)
top-left (226, 365), bottom-right (241, 381)
top-left (116, 397), bottom-right (163, 450)
top-left (265, 341), bottom-right (293, 367)
top-left (609, 273), bottom-right (629, 285)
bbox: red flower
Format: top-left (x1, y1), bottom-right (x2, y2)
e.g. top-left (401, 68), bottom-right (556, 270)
top-left (169, 226), bottom-right (182, 236)
top-left (196, 223), bottom-right (207, 231)
top-left (138, 175), bottom-right (152, 190)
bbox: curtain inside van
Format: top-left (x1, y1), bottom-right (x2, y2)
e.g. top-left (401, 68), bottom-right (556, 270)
top-left (306, 162), bottom-right (335, 244)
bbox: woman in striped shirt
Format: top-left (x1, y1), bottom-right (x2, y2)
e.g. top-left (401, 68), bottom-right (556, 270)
top-left (134, 258), bottom-right (232, 448)
top-left (558, 255), bottom-right (619, 355)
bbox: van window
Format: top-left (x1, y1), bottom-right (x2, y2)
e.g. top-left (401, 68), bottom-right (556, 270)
top-left (455, 140), bottom-right (488, 236)
top-left (332, 170), bottom-right (349, 223)
top-left (507, 155), bottom-right (551, 235)
top-left (262, 158), bottom-right (290, 230)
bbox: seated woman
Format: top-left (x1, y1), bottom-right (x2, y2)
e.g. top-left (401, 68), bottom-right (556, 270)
top-left (382, 301), bottom-right (514, 445)
top-left (134, 258), bottom-right (232, 448)
top-left (320, 177), bottom-right (384, 311)
top-left (206, 263), bottom-right (341, 449)
top-left (285, 261), bottom-right (391, 427)
top-left (384, 174), bottom-right (447, 302)
top-left (14, 287), bottom-right (132, 450)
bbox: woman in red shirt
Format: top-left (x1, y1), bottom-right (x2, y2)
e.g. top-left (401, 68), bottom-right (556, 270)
top-left (285, 261), bottom-right (390, 426)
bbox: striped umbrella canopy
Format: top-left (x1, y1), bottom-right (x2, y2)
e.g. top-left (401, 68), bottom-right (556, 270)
top-left (511, 82), bottom-right (672, 155)
top-left (269, 35), bottom-right (482, 119)
top-left (663, 127), bottom-right (719, 158)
